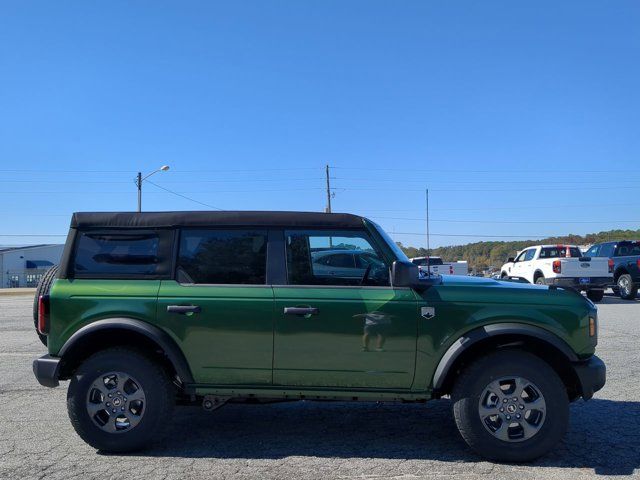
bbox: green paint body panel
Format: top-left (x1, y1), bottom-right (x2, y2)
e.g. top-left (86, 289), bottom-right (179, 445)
top-left (47, 273), bottom-right (595, 399)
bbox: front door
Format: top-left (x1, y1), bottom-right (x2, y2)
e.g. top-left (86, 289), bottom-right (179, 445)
top-left (273, 229), bottom-right (419, 390)
top-left (156, 228), bottom-right (274, 385)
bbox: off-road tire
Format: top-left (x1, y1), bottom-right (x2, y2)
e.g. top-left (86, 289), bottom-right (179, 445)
top-left (451, 350), bottom-right (569, 462)
top-left (32, 265), bottom-right (58, 346)
top-left (67, 348), bottom-right (174, 452)
top-left (586, 289), bottom-right (605, 302)
top-left (617, 274), bottom-right (638, 300)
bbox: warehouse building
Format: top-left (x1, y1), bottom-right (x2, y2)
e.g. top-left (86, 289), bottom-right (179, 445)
top-left (0, 244), bottom-right (64, 288)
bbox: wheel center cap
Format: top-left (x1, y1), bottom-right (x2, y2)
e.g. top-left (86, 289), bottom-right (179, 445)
top-left (506, 404), bottom-right (517, 414)
top-left (112, 397), bottom-right (122, 407)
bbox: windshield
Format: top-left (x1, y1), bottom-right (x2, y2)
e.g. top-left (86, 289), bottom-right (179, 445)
top-left (369, 220), bottom-right (411, 263)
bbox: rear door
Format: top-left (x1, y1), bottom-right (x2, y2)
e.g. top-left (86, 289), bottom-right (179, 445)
top-left (272, 229), bottom-right (419, 390)
top-left (156, 228), bottom-right (275, 385)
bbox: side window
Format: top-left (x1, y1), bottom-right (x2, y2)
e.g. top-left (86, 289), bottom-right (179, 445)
top-left (601, 244), bottom-right (615, 257)
top-left (177, 229), bottom-right (267, 285)
top-left (286, 230), bottom-right (390, 286)
top-left (585, 245), bottom-right (600, 257)
top-left (514, 251), bottom-right (528, 263)
top-left (524, 249), bottom-right (536, 261)
top-left (73, 231), bottom-right (168, 277)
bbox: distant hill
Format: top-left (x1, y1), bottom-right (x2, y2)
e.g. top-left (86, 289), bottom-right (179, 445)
top-left (397, 229), bottom-right (640, 272)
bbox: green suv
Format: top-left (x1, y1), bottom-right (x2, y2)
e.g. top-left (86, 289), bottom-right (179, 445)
top-left (33, 211), bottom-right (605, 461)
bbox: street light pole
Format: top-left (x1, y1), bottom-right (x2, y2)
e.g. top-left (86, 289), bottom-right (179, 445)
top-left (135, 165), bottom-right (170, 213)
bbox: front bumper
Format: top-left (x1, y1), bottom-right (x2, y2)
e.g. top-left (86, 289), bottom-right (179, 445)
top-left (545, 277), bottom-right (611, 291)
top-left (33, 355), bottom-right (61, 388)
top-left (573, 355), bottom-right (606, 400)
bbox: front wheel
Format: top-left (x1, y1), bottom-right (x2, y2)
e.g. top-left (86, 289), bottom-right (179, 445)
top-left (451, 350), bottom-right (569, 462)
top-left (67, 348), bottom-right (174, 452)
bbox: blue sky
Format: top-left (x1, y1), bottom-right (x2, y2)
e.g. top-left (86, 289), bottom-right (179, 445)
top-left (1, 1), bottom-right (639, 248)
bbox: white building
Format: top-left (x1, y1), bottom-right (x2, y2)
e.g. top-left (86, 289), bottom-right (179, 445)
top-left (0, 244), bottom-right (64, 288)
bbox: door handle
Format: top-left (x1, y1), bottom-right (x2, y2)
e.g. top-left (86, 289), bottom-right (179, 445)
top-left (167, 305), bottom-right (202, 315)
top-left (284, 307), bottom-right (319, 316)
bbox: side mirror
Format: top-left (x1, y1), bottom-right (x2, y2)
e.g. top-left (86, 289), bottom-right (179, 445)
top-left (507, 257), bottom-right (515, 263)
top-left (392, 261), bottom-right (442, 290)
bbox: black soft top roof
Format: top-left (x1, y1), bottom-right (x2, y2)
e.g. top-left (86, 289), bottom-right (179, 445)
top-left (70, 211), bottom-right (366, 229)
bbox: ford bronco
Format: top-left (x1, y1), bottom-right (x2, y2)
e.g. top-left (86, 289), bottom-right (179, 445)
top-left (33, 211), bottom-right (605, 461)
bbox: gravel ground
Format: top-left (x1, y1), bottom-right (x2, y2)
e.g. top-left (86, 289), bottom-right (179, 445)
top-left (1, 293), bottom-right (638, 479)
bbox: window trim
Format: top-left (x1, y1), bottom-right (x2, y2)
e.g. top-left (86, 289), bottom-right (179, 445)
top-left (282, 227), bottom-right (392, 288)
top-left (70, 228), bottom-right (175, 280)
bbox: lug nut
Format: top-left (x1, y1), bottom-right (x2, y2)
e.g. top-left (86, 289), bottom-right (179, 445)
top-left (516, 414), bottom-right (521, 419)
top-left (519, 405), bottom-right (525, 410)
top-left (512, 397), bottom-right (517, 402)
top-left (106, 402), bottom-right (111, 407)
top-left (503, 399), bottom-right (508, 403)
top-left (121, 407), bottom-right (125, 411)
top-left (108, 393), bottom-right (112, 398)
top-left (499, 407), bottom-right (504, 412)
top-left (112, 409), bottom-right (116, 413)
top-left (506, 415), bottom-right (511, 420)
top-left (123, 398), bottom-right (127, 402)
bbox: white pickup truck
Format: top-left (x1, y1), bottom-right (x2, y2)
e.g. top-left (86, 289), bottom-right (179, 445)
top-left (410, 256), bottom-right (469, 276)
top-left (500, 244), bottom-right (613, 302)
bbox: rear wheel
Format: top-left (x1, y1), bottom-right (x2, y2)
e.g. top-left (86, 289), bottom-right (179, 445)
top-left (617, 274), bottom-right (638, 300)
top-left (67, 348), bottom-right (174, 452)
top-left (451, 350), bottom-right (569, 462)
top-left (586, 289), bottom-right (604, 302)
top-left (32, 265), bottom-right (58, 346)
top-left (535, 276), bottom-right (545, 285)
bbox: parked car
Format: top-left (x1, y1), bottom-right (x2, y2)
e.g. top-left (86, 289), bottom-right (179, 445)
top-left (410, 256), bottom-right (468, 276)
top-left (311, 249), bottom-right (388, 283)
top-left (585, 240), bottom-right (640, 300)
top-left (33, 211), bottom-right (605, 462)
top-left (499, 245), bottom-right (612, 302)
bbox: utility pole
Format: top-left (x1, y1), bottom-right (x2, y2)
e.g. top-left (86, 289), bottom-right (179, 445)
top-left (325, 164), bottom-right (332, 213)
top-left (137, 172), bottom-right (142, 213)
top-left (426, 188), bottom-right (431, 265)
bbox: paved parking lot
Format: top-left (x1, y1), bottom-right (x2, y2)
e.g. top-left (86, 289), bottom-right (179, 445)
top-left (1, 293), bottom-right (638, 479)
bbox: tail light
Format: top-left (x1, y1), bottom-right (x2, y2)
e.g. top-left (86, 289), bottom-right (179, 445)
top-left (609, 259), bottom-right (614, 274)
top-left (37, 295), bottom-right (50, 335)
top-left (552, 260), bottom-right (562, 274)
top-left (637, 259), bottom-right (640, 270)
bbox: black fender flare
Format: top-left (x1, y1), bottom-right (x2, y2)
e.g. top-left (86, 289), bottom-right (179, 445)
top-left (431, 322), bottom-right (578, 391)
top-left (58, 318), bottom-right (194, 384)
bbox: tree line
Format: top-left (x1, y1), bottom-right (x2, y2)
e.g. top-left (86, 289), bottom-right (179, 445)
top-left (397, 228), bottom-right (640, 272)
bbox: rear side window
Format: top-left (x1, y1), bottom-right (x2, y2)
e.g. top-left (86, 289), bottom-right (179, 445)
top-left (73, 232), bottom-right (165, 277)
top-left (177, 229), bottom-right (267, 284)
top-left (615, 242), bottom-right (640, 257)
top-left (539, 247), bottom-right (582, 258)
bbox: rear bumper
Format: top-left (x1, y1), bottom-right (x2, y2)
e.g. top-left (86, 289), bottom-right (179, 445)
top-left (572, 355), bottom-right (606, 400)
top-left (32, 355), bottom-right (61, 388)
top-left (545, 277), bottom-right (611, 291)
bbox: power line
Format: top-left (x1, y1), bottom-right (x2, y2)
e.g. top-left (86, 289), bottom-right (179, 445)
top-left (371, 216), bottom-right (640, 224)
top-left (145, 180), bottom-right (223, 210)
